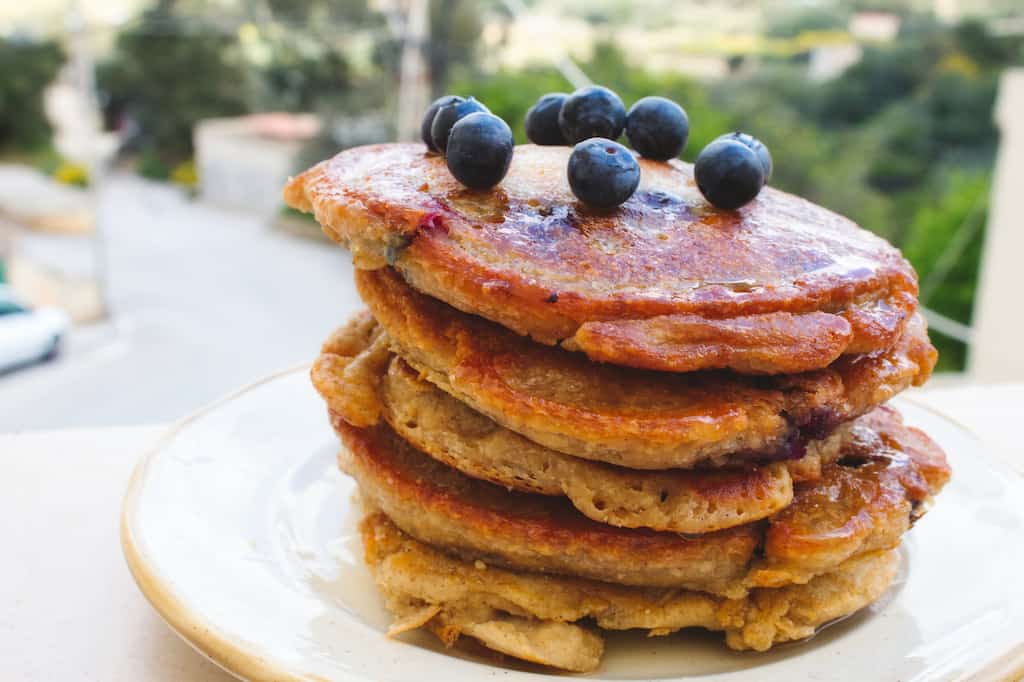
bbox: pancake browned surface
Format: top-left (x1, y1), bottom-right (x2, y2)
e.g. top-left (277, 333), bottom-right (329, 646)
top-left (312, 313), bottom-right (850, 533)
top-left (336, 407), bottom-right (948, 597)
top-left (362, 510), bottom-right (900, 672)
top-left (284, 143), bottom-right (918, 375)
top-left (354, 267), bottom-right (936, 470)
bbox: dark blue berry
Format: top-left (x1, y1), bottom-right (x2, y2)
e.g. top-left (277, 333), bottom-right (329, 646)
top-left (715, 132), bottom-right (772, 183)
top-left (446, 112), bottom-right (514, 189)
top-left (421, 95), bottom-right (461, 152)
top-left (558, 86), bottom-right (626, 144)
top-left (567, 139), bottom-right (640, 208)
top-left (694, 139), bottom-right (766, 210)
top-left (525, 93), bottom-right (569, 145)
top-left (431, 96), bottom-right (489, 154)
top-left (626, 96), bottom-right (689, 160)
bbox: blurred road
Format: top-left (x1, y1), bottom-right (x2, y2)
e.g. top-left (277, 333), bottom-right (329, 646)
top-left (0, 173), bottom-right (357, 430)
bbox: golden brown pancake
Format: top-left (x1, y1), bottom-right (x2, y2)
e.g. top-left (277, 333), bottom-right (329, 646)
top-left (284, 143), bottom-right (918, 374)
top-left (355, 267), bottom-right (936, 469)
top-left (311, 312), bottom-right (848, 533)
top-left (336, 406), bottom-right (948, 597)
top-left (363, 510), bottom-right (900, 672)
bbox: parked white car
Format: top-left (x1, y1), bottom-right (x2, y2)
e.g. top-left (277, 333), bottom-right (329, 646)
top-left (0, 286), bottom-right (69, 374)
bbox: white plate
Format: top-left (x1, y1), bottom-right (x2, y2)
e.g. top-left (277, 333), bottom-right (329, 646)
top-left (122, 367), bottom-right (1024, 682)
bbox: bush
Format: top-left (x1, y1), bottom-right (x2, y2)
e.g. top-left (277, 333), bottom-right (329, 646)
top-left (901, 170), bottom-right (990, 371)
top-left (259, 41), bottom-right (350, 113)
top-left (97, 2), bottom-right (247, 166)
top-left (0, 36), bottom-right (65, 151)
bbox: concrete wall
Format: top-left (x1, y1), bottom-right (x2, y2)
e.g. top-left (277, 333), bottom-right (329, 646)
top-left (969, 69), bottom-right (1024, 382)
top-left (194, 114), bottom-right (320, 220)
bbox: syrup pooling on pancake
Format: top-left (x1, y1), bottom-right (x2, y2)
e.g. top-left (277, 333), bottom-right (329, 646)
top-left (284, 144), bottom-right (918, 374)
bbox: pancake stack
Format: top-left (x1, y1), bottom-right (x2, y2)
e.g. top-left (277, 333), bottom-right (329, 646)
top-left (285, 143), bottom-right (950, 672)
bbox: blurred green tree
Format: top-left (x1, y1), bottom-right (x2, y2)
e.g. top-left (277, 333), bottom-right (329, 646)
top-left (427, 0), bottom-right (484, 97)
top-left (0, 37), bottom-right (65, 152)
top-left (864, 101), bottom-right (933, 195)
top-left (97, 0), bottom-right (247, 172)
top-left (765, 6), bottom-right (851, 38)
top-left (815, 42), bottom-right (935, 127)
top-left (924, 68), bottom-right (998, 154)
top-left (259, 40), bottom-right (350, 112)
top-left (901, 171), bottom-right (990, 370)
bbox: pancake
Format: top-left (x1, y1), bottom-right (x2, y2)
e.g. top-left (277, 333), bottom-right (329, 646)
top-left (748, 405), bottom-right (949, 588)
top-left (355, 267), bottom-right (936, 469)
top-left (362, 510), bottom-right (900, 672)
top-left (312, 312), bottom-right (848, 533)
top-left (336, 406), bottom-right (947, 597)
top-left (284, 143), bottom-right (918, 375)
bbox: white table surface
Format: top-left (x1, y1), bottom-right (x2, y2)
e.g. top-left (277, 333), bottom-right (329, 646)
top-left (1, 383), bottom-right (1022, 682)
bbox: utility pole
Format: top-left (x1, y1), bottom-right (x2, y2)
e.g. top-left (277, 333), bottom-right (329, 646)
top-left (65, 0), bottom-right (111, 321)
top-left (396, 0), bottom-right (431, 141)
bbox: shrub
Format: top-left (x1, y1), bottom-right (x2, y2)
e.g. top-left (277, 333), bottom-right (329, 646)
top-left (901, 170), bottom-right (990, 371)
top-left (0, 36), bottom-right (65, 151)
top-left (96, 2), bottom-right (247, 166)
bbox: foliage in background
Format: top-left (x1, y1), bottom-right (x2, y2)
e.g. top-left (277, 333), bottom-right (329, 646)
top-left (902, 171), bottom-right (990, 370)
top-left (426, 0), bottom-right (483, 97)
top-left (0, 36), bottom-right (64, 152)
top-left (258, 40), bottom-right (351, 113)
top-left (96, 0), bottom-right (248, 174)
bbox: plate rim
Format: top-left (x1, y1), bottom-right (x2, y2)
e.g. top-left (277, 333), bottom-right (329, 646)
top-left (121, 364), bottom-right (322, 682)
top-left (120, 367), bottom-right (1024, 682)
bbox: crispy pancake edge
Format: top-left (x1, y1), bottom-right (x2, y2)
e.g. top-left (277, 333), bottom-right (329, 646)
top-left (335, 407), bottom-right (947, 596)
top-left (362, 509), bottom-right (901, 671)
top-left (356, 267), bottom-right (937, 469)
top-left (312, 313), bottom-right (856, 533)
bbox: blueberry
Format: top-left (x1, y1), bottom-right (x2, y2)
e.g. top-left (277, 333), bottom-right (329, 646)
top-left (567, 139), bottom-right (640, 208)
top-left (626, 96), bottom-right (689, 161)
top-left (694, 139), bottom-right (766, 210)
top-left (446, 112), bottom-right (514, 189)
top-left (421, 95), bottom-right (461, 152)
top-left (525, 93), bottom-right (569, 145)
top-left (558, 85), bottom-right (626, 144)
top-left (714, 132), bottom-right (772, 183)
top-left (430, 96), bottom-right (489, 154)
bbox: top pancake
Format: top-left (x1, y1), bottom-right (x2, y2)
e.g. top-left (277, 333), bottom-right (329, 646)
top-left (284, 143), bottom-right (918, 375)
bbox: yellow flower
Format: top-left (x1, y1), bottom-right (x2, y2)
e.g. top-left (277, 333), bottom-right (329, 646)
top-left (938, 52), bottom-right (980, 78)
top-left (54, 162), bottom-right (89, 187)
top-left (171, 160), bottom-right (198, 188)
